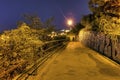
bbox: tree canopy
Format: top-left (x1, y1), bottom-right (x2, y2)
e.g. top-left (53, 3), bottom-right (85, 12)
top-left (71, 23), bottom-right (84, 35)
top-left (81, 0), bottom-right (120, 40)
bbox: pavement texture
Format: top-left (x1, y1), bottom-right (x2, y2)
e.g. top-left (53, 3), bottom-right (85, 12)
top-left (28, 42), bottom-right (120, 80)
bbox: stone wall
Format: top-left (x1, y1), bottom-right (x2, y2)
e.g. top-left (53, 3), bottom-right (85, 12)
top-left (78, 29), bottom-right (120, 63)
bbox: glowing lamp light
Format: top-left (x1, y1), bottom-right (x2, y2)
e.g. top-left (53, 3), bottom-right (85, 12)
top-left (67, 19), bottom-right (73, 26)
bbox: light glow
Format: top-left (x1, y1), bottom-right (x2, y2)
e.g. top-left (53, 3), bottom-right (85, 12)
top-left (67, 19), bottom-right (73, 26)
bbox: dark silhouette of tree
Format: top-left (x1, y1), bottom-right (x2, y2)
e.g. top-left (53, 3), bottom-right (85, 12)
top-left (44, 16), bottom-right (56, 34)
top-left (17, 21), bottom-right (25, 28)
top-left (23, 14), bottom-right (43, 29)
top-left (71, 23), bottom-right (84, 35)
top-left (22, 14), bottom-right (56, 34)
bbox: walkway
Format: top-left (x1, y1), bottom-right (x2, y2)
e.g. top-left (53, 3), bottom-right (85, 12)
top-left (28, 42), bottom-right (120, 80)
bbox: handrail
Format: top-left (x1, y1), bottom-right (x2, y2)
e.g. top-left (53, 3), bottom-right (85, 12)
top-left (15, 40), bottom-right (68, 80)
top-left (43, 39), bottom-right (67, 44)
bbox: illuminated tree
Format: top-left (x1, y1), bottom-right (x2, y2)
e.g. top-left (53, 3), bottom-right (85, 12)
top-left (79, 0), bottom-right (120, 59)
top-left (0, 23), bottom-right (43, 67)
top-left (104, 0), bottom-right (120, 16)
top-left (81, 0), bottom-right (120, 39)
top-left (98, 0), bottom-right (120, 41)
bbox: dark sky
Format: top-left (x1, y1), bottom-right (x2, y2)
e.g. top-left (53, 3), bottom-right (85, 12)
top-left (0, 0), bottom-right (90, 32)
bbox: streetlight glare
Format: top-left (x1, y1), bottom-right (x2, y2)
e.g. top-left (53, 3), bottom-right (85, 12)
top-left (67, 19), bottom-right (73, 26)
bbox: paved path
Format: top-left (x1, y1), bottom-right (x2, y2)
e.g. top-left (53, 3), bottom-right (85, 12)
top-left (28, 42), bottom-right (120, 80)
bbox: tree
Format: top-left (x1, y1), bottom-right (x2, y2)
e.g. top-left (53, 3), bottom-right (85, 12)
top-left (0, 23), bottom-right (44, 68)
top-left (89, 0), bottom-right (120, 16)
top-left (82, 0), bottom-right (120, 37)
top-left (80, 0), bottom-right (120, 59)
top-left (80, 0), bottom-right (120, 57)
top-left (44, 17), bottom-right (56, 34)
top-left (88, 0), bottom-right (108, 14)
top-left (81, 14), bottom-right (95, 30)
top-left (16, 21), bottom-right (25, 28)
top-left (23, 14), bottom-right (43, 29)
top-left (104, 0), bottom-right (120, 17)
top-left (71, 23), bottom-right (84, 35)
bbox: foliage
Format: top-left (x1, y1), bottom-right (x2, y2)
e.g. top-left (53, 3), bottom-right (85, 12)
top-left (81, 0), bottom-right (120, 41)
top-left (0, 14), bottom-right (61, 79)
top-left (23, 14), bottom-right (43, 29)
top-left (44, 16), bottom-right (56, 34)
top-left (22, 14), bottom-right (56, 34)
top-left (16, 15), bottom-right (57, 41)
top-left (104, 0), bottom-right (120, 16)
top-left (88, 0), bottom-right (107, 14)
top-left (0, 23), bottom-right (44, 67)
top-left (80, 14), bottom-right (94, 30)
top-left (71, 23), bottom-right (84, 34)
top-left (88, 0), bottom-right (120, 16)
top-left (0, 14), bottom-right (58, 68)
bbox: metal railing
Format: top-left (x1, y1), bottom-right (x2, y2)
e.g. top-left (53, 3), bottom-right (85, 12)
top-left (15, 39), bottom-right (68, 80)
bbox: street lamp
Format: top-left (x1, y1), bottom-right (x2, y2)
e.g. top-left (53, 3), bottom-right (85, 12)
top-left (67, 18), bottom-right (73, 30)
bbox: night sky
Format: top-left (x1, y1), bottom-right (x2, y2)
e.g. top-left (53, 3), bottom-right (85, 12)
top-left (0, 0), bottom-right (90, 32)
